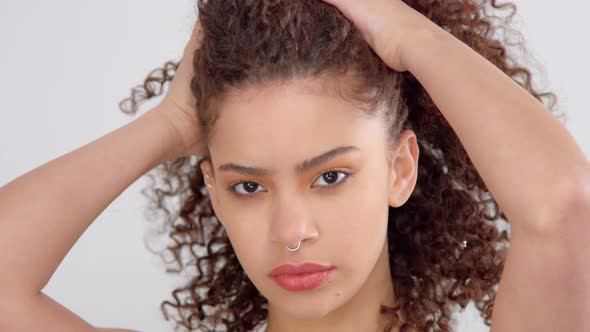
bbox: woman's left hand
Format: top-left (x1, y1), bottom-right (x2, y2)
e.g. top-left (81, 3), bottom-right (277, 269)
top-left (319, 0), bottom-right (438, 72)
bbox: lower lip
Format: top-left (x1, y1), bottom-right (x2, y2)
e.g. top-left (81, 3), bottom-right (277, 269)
top-left (270, 268), bottom-right (335, 291)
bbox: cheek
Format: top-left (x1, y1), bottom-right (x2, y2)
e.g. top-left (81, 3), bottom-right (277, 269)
top-left (217, 207), bottom-right (267, 271)
top-left (320, 170), bottom-right (391, 271)
top-left (327, 188), bottom-right (389, 256)
top-left (223, 227), bottom-right (263, 286)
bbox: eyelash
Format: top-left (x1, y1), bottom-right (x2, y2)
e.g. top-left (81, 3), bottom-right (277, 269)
top-left (227, 169), bottom-right (352, 198)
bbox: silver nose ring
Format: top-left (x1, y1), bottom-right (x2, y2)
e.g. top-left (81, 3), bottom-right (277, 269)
top-left (287, 240), bottom-right (301, 251)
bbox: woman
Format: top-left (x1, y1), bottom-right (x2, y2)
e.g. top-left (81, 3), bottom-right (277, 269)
top-left (1, 0), bottom-right (588, 331)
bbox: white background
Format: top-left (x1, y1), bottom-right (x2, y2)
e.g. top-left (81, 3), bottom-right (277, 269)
top-left (0, 1), bottom-right (588, 331)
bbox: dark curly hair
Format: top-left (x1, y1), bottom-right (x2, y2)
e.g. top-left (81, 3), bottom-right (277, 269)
top-left (118, 0), bottom-right (562, 331)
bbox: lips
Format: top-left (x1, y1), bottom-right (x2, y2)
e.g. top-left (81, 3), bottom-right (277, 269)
top-left (268, 263), bottom-right (336, 291)
top-left (269, 262), bottom-right (335, 277)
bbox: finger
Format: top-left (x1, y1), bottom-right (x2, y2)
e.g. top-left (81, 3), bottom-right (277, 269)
top-left (319, 0), bottom-right (374, 24)
top-left (319, 0), bottom-right (390, 47)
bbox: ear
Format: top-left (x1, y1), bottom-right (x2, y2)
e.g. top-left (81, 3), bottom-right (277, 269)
top-left (199, 158), bottom-right (224, 223)
top-left (387, 129), bottom-right (420, 208)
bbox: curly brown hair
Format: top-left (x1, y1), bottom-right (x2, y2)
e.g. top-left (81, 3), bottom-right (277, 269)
top-left (118, 0), bottom-right (562, 331)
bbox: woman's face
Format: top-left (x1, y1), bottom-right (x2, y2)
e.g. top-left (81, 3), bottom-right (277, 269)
top-left (200, 77), bottom-right (419, 321)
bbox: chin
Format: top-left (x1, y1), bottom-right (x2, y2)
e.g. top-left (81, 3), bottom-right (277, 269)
top-left (277, 298), bottom-right (336, 320)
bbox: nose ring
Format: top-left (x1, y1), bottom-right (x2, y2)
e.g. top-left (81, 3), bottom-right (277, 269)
top-left (287, 240), bottom-right (301, 252)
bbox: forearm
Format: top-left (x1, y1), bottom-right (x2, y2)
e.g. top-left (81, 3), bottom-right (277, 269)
top-left (402, 23), bottom-right (589, 232)
top-left (0, 107), bottom-right (177, 296)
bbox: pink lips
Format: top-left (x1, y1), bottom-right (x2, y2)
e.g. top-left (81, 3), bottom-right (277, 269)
top-left (269, 263), bottom-right (336, 291)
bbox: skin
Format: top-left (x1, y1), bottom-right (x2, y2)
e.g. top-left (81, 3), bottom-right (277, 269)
top-left (0, 0), bottom-right (588, 331)
top-left (316, 1), bottom-right (590, 331)
top-left (198, 77), bottom-right (419, 332)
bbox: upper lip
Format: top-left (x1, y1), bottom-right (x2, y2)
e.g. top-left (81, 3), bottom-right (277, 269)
top-left (269, 263), bottom-right (335, 277)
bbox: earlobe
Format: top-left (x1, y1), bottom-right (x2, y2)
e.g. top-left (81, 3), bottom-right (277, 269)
top-left (200, 160), bottom-right (224, 221)
top-left (200, 161), bottom-right (214, 184)
top-left (387, 130), bottom-right (420, 208)
top-left (200, 160), bottom-right (216, 197)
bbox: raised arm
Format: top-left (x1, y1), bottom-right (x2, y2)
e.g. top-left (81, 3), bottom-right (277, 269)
top-left (0, 107), bottom-right (178, 331)
top-left (400, 13), bottom-right (590, 332)
top-left (320, 0), bottom-right (590, 331)
top-left (0, 14), bottom-right (204, 330)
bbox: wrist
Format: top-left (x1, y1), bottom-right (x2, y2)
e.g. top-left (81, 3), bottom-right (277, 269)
top-left (142, 106), bottom-right (186, 163)
top-left (399, 17), bottom-right (446, 73)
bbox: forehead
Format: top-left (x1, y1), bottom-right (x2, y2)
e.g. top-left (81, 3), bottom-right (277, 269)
top-left (208, 78), bottom-right (385, 174)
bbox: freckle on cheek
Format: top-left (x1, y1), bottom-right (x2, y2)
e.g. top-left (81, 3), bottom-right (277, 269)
top-left (336, 291), bottom-right (343, 297)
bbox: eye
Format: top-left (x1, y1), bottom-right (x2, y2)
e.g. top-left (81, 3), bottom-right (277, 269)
top-left (312, 170), bottom-right (350, 187)
top-left (228, 170), bottom-right (351, 197)
top-left (231, 181), bottom-right (265, 196)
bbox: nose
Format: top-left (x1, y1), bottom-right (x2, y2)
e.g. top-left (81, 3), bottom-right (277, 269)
top-left (270, 194), bottom-right (319, 250)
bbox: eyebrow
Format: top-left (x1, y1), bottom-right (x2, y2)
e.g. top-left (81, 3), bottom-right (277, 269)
top-left (218, 145), bottom-right (360, 177)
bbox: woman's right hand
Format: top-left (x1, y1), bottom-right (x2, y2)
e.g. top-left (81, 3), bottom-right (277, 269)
top-left (156, 18), bottom-right (208, 159)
